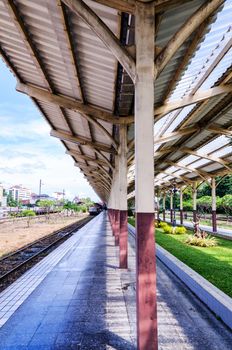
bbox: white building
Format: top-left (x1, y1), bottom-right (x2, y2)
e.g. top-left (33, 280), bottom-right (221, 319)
top-left (53, 191), bottom-right (65, 201)
top-left (9, 185), bottom-right (31, 202)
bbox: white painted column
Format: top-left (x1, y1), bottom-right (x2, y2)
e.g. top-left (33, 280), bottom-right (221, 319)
top-left (135, 2), bottom-right (157, 350)
top-left (119, 125), bottom-right (128, 268)
top-left (170, 192), bottom-right (173, 222)
top-left (157, 191), bottom-right (160, 220)
top-left (193, 182), bottom-right (197, 229)
top-left (163, 193), bottom-right (166, 221)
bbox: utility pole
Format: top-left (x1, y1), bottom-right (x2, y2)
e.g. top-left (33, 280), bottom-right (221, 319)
top-left (39, 179), bottom-right (42, 197)
top-left (39, 180), bottom-right (44, 197)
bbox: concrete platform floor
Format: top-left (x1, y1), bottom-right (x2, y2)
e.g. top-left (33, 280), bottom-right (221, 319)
top-left (0, 212), bottom-right (231, 349)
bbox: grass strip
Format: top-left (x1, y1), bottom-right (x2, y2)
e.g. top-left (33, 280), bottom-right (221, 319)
top-left (128, 218), bottom-right (232, 298)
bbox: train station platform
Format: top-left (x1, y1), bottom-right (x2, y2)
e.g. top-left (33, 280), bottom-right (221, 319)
top-left (0, 212), bottom-right (231, 349)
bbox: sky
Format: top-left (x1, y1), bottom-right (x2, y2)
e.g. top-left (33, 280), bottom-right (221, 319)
top-left (0, 58), bottom-right (99, 201)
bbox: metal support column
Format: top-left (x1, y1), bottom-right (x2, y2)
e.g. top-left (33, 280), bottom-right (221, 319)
top-left (135, 2), bottom-right (157, 349)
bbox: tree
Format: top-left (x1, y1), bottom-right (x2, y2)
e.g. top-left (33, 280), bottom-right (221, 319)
top-left (216, 175), bottom-right (232, 197)
top-left (21, 209), bottom-right (36, 227)
top-left (197, 196), bottom-right (212, 218)
top-left (37, 199), bottom-right (54, 220)
top-left (7, 194), bottom-right (18, 207)
top-left (221, 195), bottom-right (232, 223)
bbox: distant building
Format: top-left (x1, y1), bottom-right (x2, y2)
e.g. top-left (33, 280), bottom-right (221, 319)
top-left (30, 193), bottom-right (55, 205)
top-left (9, 185), bottom-right (31, 202)
top-left (73, 196), bottom-right (82, 204)
top-left (53, 191), bottom-right (64, 201)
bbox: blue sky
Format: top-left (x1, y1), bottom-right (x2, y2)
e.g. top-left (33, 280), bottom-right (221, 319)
top-left (0, 58), bottom-right (99, 201)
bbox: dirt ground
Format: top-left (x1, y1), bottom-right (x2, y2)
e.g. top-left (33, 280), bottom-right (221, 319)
top-left (0, 213), bottom-right (88, 258)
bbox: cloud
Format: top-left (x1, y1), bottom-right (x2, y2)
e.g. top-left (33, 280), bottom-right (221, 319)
top-left (0, 60), bottom-right (99, 201)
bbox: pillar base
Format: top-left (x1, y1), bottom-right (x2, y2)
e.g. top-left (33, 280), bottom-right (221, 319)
top-left (193, 210), bottom-right (197, 232)
top-left (136, 212), bottom-right (158, 350)
top-left (180, 209), bottom-right (183, 225)
top-left (119, 210), bottom-right (128, 269)
top-left (170, 209), bottom-right (173, 223)
top-left (212, 210), bottom-right (217, 233)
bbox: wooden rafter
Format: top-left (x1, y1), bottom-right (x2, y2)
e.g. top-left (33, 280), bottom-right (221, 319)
top-left (51, 129), bottom-right (116, 154)
top-left (164, 160), bottom-right (209, 181)
top-left (159, 170), bottom-right (194, 185)
top-left (207, 125), bottom-right (232, 137)
top-left (154, 126), bottom-right (199, 145)
top-left (155, 0), bottom-right (224, 75)
top-left (66, 150), bottom-right (110, 167)
top-left (92, 0), bottom-right (135, 14)
top-left (16, 83), bottom-right (133, 125)
top-left (62, 0), bottom-right (136, 82)
top-left (182, 147), bottom-right (232, 171)
top-left (154, 84), bottom-right (232, 116)
top-left (160, 20), bottom-right (209, 102)
top-left (77, 163), bottom-right (112, 180)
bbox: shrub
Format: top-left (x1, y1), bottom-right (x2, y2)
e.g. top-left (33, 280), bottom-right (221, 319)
top-left (185, 235), bottom-right (217, 247)
top-left (174, 226), bottom-right (187, 235)
top-left (163, 224), bottom-right (173, 234)
top-left (21, 210), bottom-right (36, 217)
top-left (159, 221), bottom-right (167, 229)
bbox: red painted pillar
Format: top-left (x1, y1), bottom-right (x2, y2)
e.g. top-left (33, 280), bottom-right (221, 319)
top-left (114, 209), bottom-right (120, 246)
top-left (170, 209), bottom-right (173, 223)
top-left (136, 213), bottom-right (157, 350)
top-left (112, 209), bottom-right (115, 235)
top-left (193, 210), bottom-right (197, 232)
top-left (119, 210), bottom-right (128, 268)
top-left (212, 211), bottom-right (217, 233)
top-left (211, 178), bottom-right (217, 233)
top-left (163, 209), bottom-right (165, 222)
top-left (193, 210), bottom-right (197, 224)
top-left (180, 210), bottom-right (183, 225)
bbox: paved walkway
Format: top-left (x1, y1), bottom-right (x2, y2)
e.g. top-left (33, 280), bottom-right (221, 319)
top-left (0, 213), bottom-right (135, 349)
top-left (166, 217), bottom-right (232, 240)
top-left (0, 212), bottom-right (231, 349)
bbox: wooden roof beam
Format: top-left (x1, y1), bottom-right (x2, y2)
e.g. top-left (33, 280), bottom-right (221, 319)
top-left (154, 84), bottom-right (232, 117)
top-left (66, 150), bottom-right (111, 167)
top-left (155, 0), bottom-right (224, 75)
top-left (181, 147), bottom-right (232, 170)
top-left (92, 0), bottom-right (192, 14)
top-left (161, 20), bottom-right (209, 102)
top-left (207, 125), bottom-right (232, 137)
top-left (164, 160), bottom-right (210, 181)
top-left (76, 162), bottom-right (112, 180)
top-left (154, 126), bottom-right (199, 145)
top-left (16, 82), bottom-right (133, 125)
top-left (51, 129), bottom-right (116, 154)
top-left (159, 170), bottom-right (194, 185)
top-left (62, 0), bottom-right (136, 82)
top-left (92, 0), bottom-right (135, 14)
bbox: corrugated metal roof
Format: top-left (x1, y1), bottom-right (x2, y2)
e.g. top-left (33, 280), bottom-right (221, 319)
top-left (1, 0), bottom-right (232, 199)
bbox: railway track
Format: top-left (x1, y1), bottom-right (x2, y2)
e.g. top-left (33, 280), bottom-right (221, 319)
top-left (0, 215), bottom-right (93, 291)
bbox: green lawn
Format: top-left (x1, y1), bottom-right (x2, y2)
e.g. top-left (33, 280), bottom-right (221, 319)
top-left (128, 218), bottom-right (232, 298)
